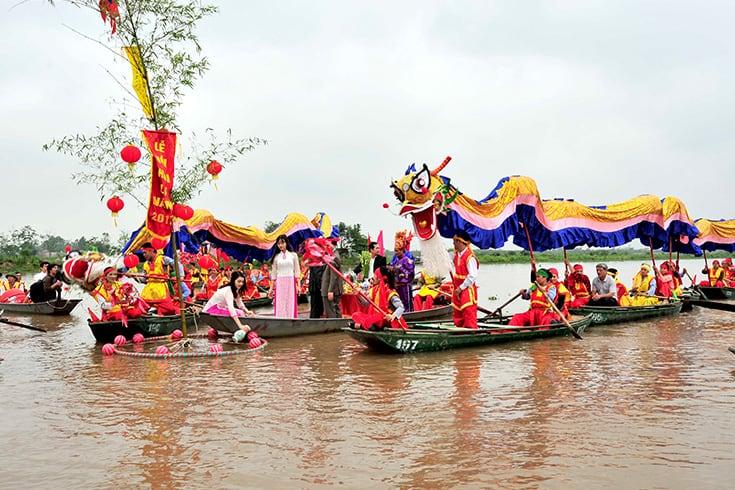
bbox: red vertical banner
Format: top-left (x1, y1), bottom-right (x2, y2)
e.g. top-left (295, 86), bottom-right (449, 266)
top-left (141, 130), bottom-right (177, 240)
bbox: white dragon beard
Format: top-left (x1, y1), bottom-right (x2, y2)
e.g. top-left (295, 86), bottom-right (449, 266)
top-left (417, 232), bottom-right (452, 280)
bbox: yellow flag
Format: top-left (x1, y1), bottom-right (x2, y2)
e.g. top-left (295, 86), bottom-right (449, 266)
top-left (124, 45), bottom-right (154, 119)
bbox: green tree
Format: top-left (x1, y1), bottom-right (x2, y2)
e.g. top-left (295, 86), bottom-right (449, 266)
top-left (264, 221), bottom-right (279, 233)
top-left (43, 0), bottom-right (265, 207)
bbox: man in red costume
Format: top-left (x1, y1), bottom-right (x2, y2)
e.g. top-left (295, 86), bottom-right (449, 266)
top-left (509, 269), bottom-right (559, 326)
top-left (564, 260), bottom-right (591, 308)
top-left (352, 267), bottom-right (407, 330)
top-left (91, 267), bottom-right (147, 321)
top-left (451, 230), bottom-right (479, 329)
top-left (139, 243), bottom-right (180, 316)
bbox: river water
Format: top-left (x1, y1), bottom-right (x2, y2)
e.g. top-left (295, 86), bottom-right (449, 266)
top-left (1, 259), bottom-right (733, 488)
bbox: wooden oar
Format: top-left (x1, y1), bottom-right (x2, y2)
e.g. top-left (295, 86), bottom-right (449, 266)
top-left (485, 292), bottom-right (523, 318)
top-left (0, 311), bottom-right (47, 333)
top-left (428, 287), bottom-right (497, 317)
top-left (534, 281), bottom-right (583, 340)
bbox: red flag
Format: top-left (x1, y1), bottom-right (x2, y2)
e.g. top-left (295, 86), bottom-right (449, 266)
top-left (376, 230), bottom-right (385, 256)
top-left (141, 130), bottom-right (176, 241)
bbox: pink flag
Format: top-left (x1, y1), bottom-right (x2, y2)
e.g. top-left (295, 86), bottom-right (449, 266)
top-left (377, 230), bottom-right (385, 256)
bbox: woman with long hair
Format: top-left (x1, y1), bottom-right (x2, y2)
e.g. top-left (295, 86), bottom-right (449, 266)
top-left (203, 271), bottom-right (255, 331)
top-left (268, 234), bottom-right (300, 318)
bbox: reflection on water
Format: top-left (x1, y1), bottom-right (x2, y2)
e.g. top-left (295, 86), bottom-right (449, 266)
top-left (0, 261), bottom-right (733, 488)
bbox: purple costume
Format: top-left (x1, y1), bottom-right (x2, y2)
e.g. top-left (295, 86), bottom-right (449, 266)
top-left (391, 253), bottom-right (415, 312)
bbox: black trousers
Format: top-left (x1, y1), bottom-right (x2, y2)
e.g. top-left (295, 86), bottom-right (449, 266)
top-left (309, 291), bottom-right (324, 318)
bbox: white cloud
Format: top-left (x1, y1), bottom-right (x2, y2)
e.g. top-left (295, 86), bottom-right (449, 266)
top-left (1, 0), bottom-right (733, 248)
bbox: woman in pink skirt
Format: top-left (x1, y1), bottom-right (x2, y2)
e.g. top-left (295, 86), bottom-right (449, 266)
top-left (203, 271), bottom-right (254, 331)
top-left (268, 234), bottom-right (301, 318)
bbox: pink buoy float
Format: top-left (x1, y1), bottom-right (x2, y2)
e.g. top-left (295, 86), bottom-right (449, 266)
top-left (132, 333), bottom-right (145, 344)
top-left (210, 343), bottom-right (224, 354)
top-left (248, 337), bottom-right (262, 349)
top-left (155, 345), bottom-right (170, 355)
top-left (113, 335), bottom-right (127, 346)
top-left (171, 329), bottom-right (183, 341)
top-left (101, 343), bottom-right (115, 356)
top-left (207, 327), bottom-right (219, 340)
top-left (247, 331), bottom-right (259, 340)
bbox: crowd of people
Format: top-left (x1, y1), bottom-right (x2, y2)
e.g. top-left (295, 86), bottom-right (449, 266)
top-left (0, 261), bottom-right (66, 304)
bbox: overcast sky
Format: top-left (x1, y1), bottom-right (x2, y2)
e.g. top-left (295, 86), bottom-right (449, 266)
top-left (1, 1), bottom-right (734, 248)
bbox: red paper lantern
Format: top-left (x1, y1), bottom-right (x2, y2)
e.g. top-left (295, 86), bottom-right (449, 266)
top-left (120, 145), bottom-right (142, 170)
top-left (123, 254), bottom-right (140, 269)
top-left (198, 255), bottom-right (217, 270)
top-left (151, 237), bottom-right (168, 250)
top-left (106, 196), bottom-right (124, 225)
top-left (206, 160), bottom-right (223, 180)
top-left (173, 203), bottom-right (194, 221)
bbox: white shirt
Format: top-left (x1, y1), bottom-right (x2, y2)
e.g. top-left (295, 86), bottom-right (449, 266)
top-left (203, 287), bottom-right (246, 317)
top-left (456, 247), bottom-right (479, 291)
top-left (33, 272), bottom-right (47, 283)
top-left (271, 251), bottom-right (300, 279)
top-left (368, 257), bottom-right (376, 278)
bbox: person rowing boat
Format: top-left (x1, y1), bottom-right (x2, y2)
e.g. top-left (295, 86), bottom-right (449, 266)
top-left (138, 243), bottom-right (180, 315)
top-left (352, 267), bottom-right (407, 330)
top-left (509, 268), bottom-right (559, 327)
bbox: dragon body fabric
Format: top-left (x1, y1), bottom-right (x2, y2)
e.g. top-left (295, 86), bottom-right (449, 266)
top-left (390, 157), bottom-right (701, 279)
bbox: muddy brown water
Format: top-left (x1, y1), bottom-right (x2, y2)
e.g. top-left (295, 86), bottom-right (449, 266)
top-left (0, 260), bottom-right (733, 488)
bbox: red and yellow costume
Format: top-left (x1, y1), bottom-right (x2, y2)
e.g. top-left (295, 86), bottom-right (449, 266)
top-left (722, 258), bottom-right (735, 287)
top-left (699, 260), bottom-right (726, 288)
top-left (352, 270), bottom-right (408, 330)
top-left (91, 279), bottom-right (147, 322)
top-left (242, 270), bottom-right (261, 300)
top-left (566, 265), bottom-right (591, 308)
top-left (452, 245), bottom-right (478, 329)
top-left (548, 269), bottom-right (571, 318)
top-left (141, 253), bottom-right (179, 315)
top-left (509, 283), bottom-right (559, 327)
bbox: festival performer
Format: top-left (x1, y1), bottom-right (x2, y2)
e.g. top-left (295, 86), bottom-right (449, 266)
top-left (390, 231), bottom-right (415, 313)
top-left (90, 267), bottom-right (147, 321)
top-left (13, 272), bottom-right (26, 293)
top-left (0, 274), bottom-right (29, 303)
top-left (509, 268), bottom-right (559, 326)
top-left (620, 264), bottom-right (658, 306)
top-left (564, 260), bottom-right (591, 307)
top-left (655, 261), bottom-right (682, 299)
top-left (195, 267), bottom-right (222, 301)
top-left (413, 270), bottom-right (440, 311)
top-left (451, 230), bottom-right (479, 329)
top-left (269, 234), bottom-right (300, 318)
top-left (607, 268), bottom-right (628, 304)
top-left (0, 274), bottom-right (9, 293)
top-left (722, 258), bottom-right (735, 286)
top-left (31, 264), bottom-right (63, 302)
top-left (548, 267), bottom-right (571, 318)
top-left (352, 267), bottom-right (407, 330)
top-left (258, 263), bottom-right (272, 290)
top-left (242, 269), bottom-right (262, 300)
top-left (203, 271), bottom-right (254, 331)
top-left (139, 243), bottom-right (180, 315)
top-left (700, 260), bottom-right (726, 287)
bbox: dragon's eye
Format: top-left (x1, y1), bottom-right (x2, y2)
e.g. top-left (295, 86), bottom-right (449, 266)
top-left (410, 167), bottom-right (430, 194)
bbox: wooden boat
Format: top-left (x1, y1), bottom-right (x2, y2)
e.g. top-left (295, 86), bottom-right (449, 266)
top-left (686, 298), bottom-right (735, 313)
top-left (696, 286), bottom-right (735, 300)
top-left (568, 301), bottom-right (683, 326)
top-left (0, 298), bottom-right (81, 316)
top-left (343, 315), bottom-right (593, 354)
top-left (87, 311), bottom-right (198, 344)
top-left (202, 304), bottom-right (453, 338)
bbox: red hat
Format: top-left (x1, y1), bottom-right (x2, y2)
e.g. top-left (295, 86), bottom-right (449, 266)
top-left (573, 264), bottom-right (583, 272)
top-left (548, 267), bottom-right (559, 278)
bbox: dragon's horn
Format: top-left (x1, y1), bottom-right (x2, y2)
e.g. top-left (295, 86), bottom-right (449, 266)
top-left (431, 156), bottom-right (452, 176)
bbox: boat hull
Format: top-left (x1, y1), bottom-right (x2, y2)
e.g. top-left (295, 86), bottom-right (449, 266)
top-left (569, 301), bottom-right (682, 326)
top-left (697, 286), bottom-right (735, 300)
top-left (202, 305), bottom-right (454, 338)
top-left (0, 299), bottom-right (81, 315)
top-left (343, 315), bottom-right (593, 354)
top-left (88, 312), bottom-right (198, 344)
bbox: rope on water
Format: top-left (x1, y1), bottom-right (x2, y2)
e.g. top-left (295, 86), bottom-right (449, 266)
top-left (109, 333), bottom-right (267, 359)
